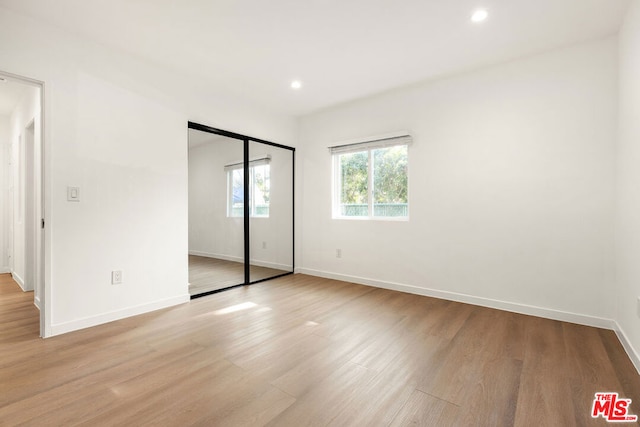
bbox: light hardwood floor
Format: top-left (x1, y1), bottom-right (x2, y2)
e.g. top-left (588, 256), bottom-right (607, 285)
top-left (189, 255), bottom-right (290, 296)
top-left (1, 272), bottom-right (639, 426)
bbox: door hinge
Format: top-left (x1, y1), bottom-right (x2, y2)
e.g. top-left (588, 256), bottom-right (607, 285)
top-left (41, 219), bottom-right (45, 229)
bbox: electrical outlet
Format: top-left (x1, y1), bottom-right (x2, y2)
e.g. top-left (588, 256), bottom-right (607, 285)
top-left (111, 270), bottom-right (122, 285)
top-left (336, 249), bottom-right (342, 259)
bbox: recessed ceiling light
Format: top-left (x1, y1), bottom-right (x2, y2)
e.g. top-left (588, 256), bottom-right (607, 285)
top-left (291, 80), bottom-right (302, 90)
top-left (471, 9), bottom-right (488, 23)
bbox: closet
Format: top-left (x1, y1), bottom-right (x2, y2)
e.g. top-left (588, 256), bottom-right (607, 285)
top-left (187, 122), bottom-right (294, 297)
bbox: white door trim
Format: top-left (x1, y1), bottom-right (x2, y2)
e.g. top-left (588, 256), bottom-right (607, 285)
top-left (0, 69), bottom-right (48, 338)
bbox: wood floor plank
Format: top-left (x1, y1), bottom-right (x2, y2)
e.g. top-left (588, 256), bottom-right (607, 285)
top-left (389, 389), bottom-right (460, 427)
top-left (195, 385), bottom-right (296, 427)
top-left (265, 361), bottom-right (378, 426)
top-left (599, 328), bottom-right (640, 405)
top-left (457, 356), bottom-right (523, 426)
top-left (227, 325), bottom-right (333, 381)
top-left (562, 323), bottom-right (634, 426)
top-left (0, 343), bottom-right (209, 424)
top-left (332, 334), bottom-right (448, 426)
top-left (1, 272), bottom-right (639, 426)
top-left (270, 336), bottom-right (366, 398)
top-left (79, 357), bottom-right (239, 426)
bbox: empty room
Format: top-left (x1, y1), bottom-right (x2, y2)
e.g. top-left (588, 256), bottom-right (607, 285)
top-left (1, 0), bottom-right (640, 425)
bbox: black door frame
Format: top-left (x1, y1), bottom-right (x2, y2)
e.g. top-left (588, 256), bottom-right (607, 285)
top-left (187, 121), bottom-right (295, 298)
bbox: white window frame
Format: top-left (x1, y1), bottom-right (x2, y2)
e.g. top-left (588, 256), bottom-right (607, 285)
top-left (225, 156), bottom-right (271, 218)
top-left (331, 132), bottom-right (410, 221)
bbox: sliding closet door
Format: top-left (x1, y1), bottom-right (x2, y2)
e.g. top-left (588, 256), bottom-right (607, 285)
top-left (248, 140), bottom-right (294, 283)
top-left (188, 121), bottom-right (295, 297)
top-left (188, 128), bottom-right (244, 296)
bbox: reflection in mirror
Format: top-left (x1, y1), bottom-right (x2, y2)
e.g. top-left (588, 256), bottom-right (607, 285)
top-left (188, 128), bottom-right (244, 296)
top-left (249, 141), bottom-right (294, 283)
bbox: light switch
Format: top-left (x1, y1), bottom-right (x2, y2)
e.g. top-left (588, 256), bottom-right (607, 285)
top-left (67, 186), bottom-right (80, 202)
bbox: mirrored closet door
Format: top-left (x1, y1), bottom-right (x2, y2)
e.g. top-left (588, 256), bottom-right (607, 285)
top-left (188, 122), bottom-right (294, 297)
top-left (249, 140), bottom-right (294, 283)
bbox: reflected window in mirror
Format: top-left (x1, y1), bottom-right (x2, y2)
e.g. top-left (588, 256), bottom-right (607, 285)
top-left (226, 157), bottom-right (271, 218)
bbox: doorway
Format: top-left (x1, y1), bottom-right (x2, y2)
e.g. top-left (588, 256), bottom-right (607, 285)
top-left (0, 71), bottom-right (45, 337)
top-left (187, 122), bottom-right (295, 297)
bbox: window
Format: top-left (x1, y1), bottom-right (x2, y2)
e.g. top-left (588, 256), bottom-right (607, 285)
top-left (332, 134), bottom-right (409, 219)
top-left (226, 157), bottom-right (270, 217)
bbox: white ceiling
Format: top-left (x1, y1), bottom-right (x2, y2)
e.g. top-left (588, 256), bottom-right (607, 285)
top-left (0, 0), bottom-right (631, 116)
top-left (188, 128), bottom-right (233, 149)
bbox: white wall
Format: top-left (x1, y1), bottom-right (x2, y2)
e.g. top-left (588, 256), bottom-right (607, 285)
top-left (188, 135), bottom-right (294, 271)
top-left (615, 0), bottom-right (640, 370)
top-left (0, 6), bottom-right (296, 336)
top-left (0, 116), bottom-right (9, 273)
top-left (299, 37), bottom-right (618, 326)
top-left (189, 136), bottom-right (245, 261)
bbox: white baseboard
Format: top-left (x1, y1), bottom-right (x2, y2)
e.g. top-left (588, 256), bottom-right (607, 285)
top-left (614, 322), bottom-right (640, 375)
top-left (298, 268), bottom-right (615, 330)
top-left (34, 295), bottom-right (41, 310)
top-left (12, 271), bottom-right (26, 291)
top-left (250, 259), bottom-right (293, 271)
top-left (50, 294), bottom-right (190, 337)
top-left (0, 267), bottom-right (10, 274)
top-left (189, 250), bottom-right (292, 271)
top-left (189, 250), bottom-right (242, 263)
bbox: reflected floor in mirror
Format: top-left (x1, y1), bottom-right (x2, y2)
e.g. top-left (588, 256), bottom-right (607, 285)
top-left (188, 255), bottom-right (289, 296)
